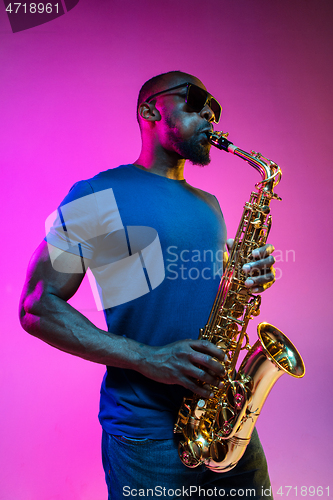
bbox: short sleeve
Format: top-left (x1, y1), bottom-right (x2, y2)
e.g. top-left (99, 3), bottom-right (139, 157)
top-left (45, 180), bottom-right (98, 260)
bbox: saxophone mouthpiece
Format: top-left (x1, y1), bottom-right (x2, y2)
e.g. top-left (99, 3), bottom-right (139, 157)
top-left (209, 131), bottom-right (234, 152)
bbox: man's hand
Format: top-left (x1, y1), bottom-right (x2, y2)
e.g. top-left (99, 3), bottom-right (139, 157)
top-left (138, 339), bottom-right (226, 399)
top-left (227, 238), bottom-right (276, 294)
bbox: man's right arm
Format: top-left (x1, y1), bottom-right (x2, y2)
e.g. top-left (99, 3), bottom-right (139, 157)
top-left (20, 241), bottom-right (226, 398)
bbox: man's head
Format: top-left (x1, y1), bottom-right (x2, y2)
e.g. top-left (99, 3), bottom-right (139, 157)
top-left (137, 71), bottom-right (221, 166)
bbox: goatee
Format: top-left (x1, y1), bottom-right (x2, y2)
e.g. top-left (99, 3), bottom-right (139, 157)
top-left (177, 137), bottom-right (211, 166)
top-left (165, 115), bottom-right (212, 166)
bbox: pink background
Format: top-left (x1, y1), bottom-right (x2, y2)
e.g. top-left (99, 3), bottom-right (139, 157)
top-left (1, 0), bottom-right (332, 498)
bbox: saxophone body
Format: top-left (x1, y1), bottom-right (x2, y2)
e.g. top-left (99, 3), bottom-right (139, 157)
top-left (174, 132), bottom-right (305, 473)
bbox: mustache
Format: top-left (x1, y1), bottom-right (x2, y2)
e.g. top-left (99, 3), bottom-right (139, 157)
top-left (197, 124), bottom-right (214, 136)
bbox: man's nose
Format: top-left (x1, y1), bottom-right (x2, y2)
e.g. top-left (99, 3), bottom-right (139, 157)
top-left (200, 103), bottom-right (215, 122)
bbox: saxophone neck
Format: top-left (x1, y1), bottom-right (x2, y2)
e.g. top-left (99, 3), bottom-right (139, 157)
top-left (209, 131), bottom-right (282, 198)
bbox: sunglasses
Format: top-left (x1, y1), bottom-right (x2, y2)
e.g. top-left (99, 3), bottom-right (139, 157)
top-left (145, 82), bottom-right (222, 124)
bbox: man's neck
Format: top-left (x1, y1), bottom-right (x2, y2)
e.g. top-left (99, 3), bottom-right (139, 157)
top-left (133, 151), bottom-right (185, 180)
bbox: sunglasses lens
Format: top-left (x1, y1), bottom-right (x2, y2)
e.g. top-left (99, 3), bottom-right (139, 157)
top-left (210, 98), bottom-right (221, 123)
top-left (187, 85), bottom-right (221, 123)
top-left (187, 85), bottom-right (207, 111)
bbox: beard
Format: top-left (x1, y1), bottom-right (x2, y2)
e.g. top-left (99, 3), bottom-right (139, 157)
top-left (176, 135), bottom-right (211, 166)
top-left (165, 117), bottom-right (212, 166)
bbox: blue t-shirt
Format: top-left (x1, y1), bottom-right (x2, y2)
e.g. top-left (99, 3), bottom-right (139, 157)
top-left (46, 164), bottom-right (227, 438)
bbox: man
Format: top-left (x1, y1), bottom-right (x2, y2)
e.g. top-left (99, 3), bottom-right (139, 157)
top-left (20, 71), bottom-right (275, 499)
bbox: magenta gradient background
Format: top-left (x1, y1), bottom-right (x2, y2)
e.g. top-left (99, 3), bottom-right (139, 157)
top-left (1, 1), bottom-right (332, 498)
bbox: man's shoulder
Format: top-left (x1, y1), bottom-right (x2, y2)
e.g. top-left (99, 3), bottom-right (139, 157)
top-left (63, 165), bottom-right (134, 200)
top-left (85, 164), bottom-right (134, 191)
top-left (183, 180), bottom-right (221, 210)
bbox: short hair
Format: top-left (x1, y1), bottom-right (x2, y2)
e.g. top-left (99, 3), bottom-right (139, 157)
top-left (136, 70), bottom-right (185, 122)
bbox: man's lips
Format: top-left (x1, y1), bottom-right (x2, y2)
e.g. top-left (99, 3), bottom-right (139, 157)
top-left (198, 128), bottom-right (213, 144)
top-left (199, 127), bottom-right (214, 139)
top-left (201, 126), bottom-right (214, 134)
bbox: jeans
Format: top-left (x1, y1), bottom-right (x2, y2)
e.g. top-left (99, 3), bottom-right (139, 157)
top-left (101, 428), bottom-right (273, 499)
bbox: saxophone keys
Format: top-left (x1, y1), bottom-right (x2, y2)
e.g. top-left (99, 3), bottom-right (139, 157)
top-left (216, 405), bottom-right (234, 436)
top-left (234, 393), bottom-right (245, 409)
top-left (222, 421), bottom-right (233, 436)
top-left (251, 218), bottom-right (262, 228)
top-left (178, 441), bottom-right (201, 468)
top-left (209, 439), bottom-right (228, 463)
top-left (250, 150), bottom-right (261, 158)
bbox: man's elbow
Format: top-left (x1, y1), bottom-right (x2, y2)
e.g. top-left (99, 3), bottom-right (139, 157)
top-left (19, 284), bottom-right (44, 336)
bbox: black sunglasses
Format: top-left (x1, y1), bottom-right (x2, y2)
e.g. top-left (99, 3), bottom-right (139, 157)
top-left (145, 82), bottom-right (222, 124)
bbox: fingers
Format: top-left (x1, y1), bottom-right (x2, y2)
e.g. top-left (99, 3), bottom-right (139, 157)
top-left (183, 370), bottom-right (223, 399)
top-left (251, 243), bottom-right (275, 259)
top-left (183, 378), bottom-right (216, 399)
top-left (190, 339), bottom-right (226, 363)
top-left (226, 238), bottom-right (234, 253)
top-left (189, 348), bottom-right (225, 379)
top-left (186, 340), bottom-right (226, 397)
top-left (148, 340), bottom-right (227, 398)
top-left (243, 256), bottom-right (275, 284)
top-left (242, 244), bottom-right (276, 292)
top-left (187, 369), bottom-right (221, 398)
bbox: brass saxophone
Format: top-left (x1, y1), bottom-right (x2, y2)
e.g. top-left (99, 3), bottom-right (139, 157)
top-left (174, 131), bottom-right (305, 473)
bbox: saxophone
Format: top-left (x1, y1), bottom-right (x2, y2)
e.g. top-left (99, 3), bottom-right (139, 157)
top-left (174, 131), bottom-right (305, 473)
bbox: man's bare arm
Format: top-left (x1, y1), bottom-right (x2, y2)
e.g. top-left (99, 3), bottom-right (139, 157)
top-left (19, 241), bottom-right (226, 398)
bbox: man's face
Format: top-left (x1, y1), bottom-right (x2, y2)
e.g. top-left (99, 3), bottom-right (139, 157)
top-left (152, 77), bottom-right (216, 166)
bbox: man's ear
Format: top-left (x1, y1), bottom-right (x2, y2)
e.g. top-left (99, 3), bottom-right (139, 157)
top-left (138, 102), bottom-right (161, 122)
